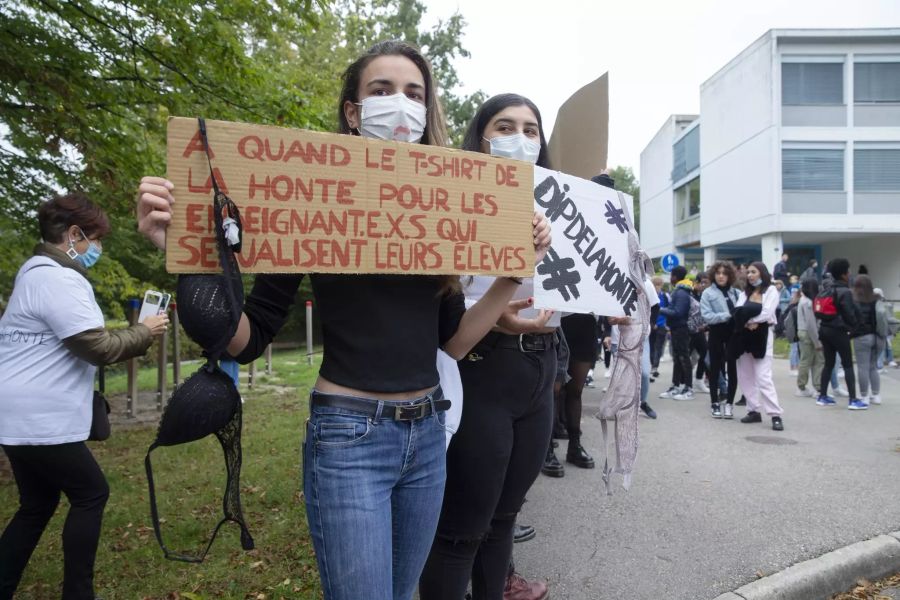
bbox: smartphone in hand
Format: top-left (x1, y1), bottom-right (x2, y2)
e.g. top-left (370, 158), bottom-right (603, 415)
top-left (139, 290), bottom-right (170, 322)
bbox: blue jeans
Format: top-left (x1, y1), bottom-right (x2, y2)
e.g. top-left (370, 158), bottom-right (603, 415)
top-left (789, 342), bottom-right (800, 369)
top-left (303, 388), bottom-right (447, 600)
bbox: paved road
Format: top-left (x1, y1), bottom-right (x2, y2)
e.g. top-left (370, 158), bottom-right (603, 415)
top-left (515, 356), bottom-right (900, 600)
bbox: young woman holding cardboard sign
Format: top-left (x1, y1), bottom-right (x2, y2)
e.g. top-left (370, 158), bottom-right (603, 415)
top-left (137, 41), bottom-right (550, 600)
top-left (418, 94), bottom-right (558, 600)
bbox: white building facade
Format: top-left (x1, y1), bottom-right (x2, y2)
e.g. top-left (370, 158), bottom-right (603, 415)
top-left (640, 28), bottom-right (900, 298)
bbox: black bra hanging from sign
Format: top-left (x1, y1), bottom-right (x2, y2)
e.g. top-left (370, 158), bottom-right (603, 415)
top-left (144, 117), bottom-right (254, 563)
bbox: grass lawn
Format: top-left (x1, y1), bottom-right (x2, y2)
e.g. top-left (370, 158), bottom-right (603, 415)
top-left (0, 349), bottom-right (324, 600)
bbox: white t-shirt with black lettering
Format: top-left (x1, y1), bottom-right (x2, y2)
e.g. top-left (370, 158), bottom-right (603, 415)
top-left (0, 257), bottom-right (104, 445)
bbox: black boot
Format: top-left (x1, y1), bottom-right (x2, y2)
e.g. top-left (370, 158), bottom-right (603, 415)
top-left (542, 444), bottom-right (565, 477)
top-left (566, 436), bottom-right (595, 469)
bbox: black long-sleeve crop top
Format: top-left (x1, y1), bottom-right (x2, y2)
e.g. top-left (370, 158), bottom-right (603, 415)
top-left (234, 273), bottom-right (466, 393)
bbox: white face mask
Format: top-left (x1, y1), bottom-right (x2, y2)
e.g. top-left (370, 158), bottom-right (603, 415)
top-left (357, 93), bottom-right (427, 143)
top-left (484, 133), bottom-right (541, 164)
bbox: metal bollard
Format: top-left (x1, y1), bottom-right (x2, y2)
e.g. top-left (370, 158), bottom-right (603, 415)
top-left (249, 360), bottom-right (256, 389)
top-left (156, 317), bottom-right (168, 411)
top-left (265, 343), bottom-right (273, 375)
top-left (126, 298), bottom-right (140, 418)
top-left (306, 300), bottom-right (314, 365)
top-left (171, 302), bottom-right (181, 386)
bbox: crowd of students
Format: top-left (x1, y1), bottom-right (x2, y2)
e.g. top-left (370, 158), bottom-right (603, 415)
top-left (639, 256), bottom-right (896, 434)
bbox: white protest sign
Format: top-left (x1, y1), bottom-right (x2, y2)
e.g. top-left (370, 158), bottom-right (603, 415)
top-left (532, 166), bottom-right (639, 317)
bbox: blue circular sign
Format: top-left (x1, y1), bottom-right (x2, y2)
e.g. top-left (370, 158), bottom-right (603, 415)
top-left (661, 253), bottom-right (680, 273)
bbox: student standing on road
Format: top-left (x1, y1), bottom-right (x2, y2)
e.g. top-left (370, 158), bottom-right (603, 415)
top-left (700, 260), bottom-right (740, 419)
top-left (795, 278), bottom-right (825, 398)
top-left (649, 276), bottom-right (669, 380)
top-left (658, 266), bottom-right (694, 400)
top-left (419, 93), bottom-right (556, 600)
top-left (690, 274), bottom-right (710, 393)
top-left (816, 259), bottom-right (863, 411)
top-left (136, 42), bottom-right (551, 600)
top-left (733, 262), bottom-right (785, 431)
top-left (851, 275), bottom-right (887, 406)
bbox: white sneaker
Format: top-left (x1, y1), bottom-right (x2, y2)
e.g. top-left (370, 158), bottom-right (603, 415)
top-left (660, 385), bottom-right (681, 399)
top-left (604, 368), bottom-right (612, 379)
top-left (870, 394), bottom-right (882, 405)
top-left (789, 369), bottom-right (799, 376)
top-left (833, 386), bottom-right (849, 397)
top-left (795, 387), bottom-right (814, 397)
top-left (694, 379), bottom-right (710, 393)
top-left (673, 388), bottom-right (695, 401)
top-left (723, 403), bottom-right (734, 419)
top-left (890, 361), bottom-right (898, 368)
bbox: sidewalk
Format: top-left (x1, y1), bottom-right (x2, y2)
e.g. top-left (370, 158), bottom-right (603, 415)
top-left (515, 356), bottom-right (900, 600)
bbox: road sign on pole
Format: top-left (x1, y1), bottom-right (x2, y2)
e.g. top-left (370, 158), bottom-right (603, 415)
top-left (661, 253), bottom-right (680, 273)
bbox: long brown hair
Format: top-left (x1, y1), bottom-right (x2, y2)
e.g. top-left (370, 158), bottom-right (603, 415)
top-left (338, 41), bottom-right (458, 294)
top-left (853, 274), bottom-right (876, 303)
top-left (337, 40), bottom-right (448, 148)
top-left (744, 261), bottom-right (772, 296)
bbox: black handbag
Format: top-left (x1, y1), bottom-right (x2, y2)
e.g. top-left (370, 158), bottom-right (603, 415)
top-left (89, 365), bottom-right (111, 441)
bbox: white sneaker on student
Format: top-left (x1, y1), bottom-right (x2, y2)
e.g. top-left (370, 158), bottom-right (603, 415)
top-left (694, 378), bottom-right (710, 393)
top-left (660, 385), bottom-right (682, 399)
top-left (869, 394), bottom-right (882, 405)
top-left (795, 387), bottom-right (814, 397)
top-left (890, 360), bottom-right (898, 368)
top-left (789, 369), bottom-right (799, 376)
top-left (833, 386), bottom-right (850, 397)
top-left (604, 368), bottom-right (612, 379)
top-left (673, 388), bottom-right (695, 401)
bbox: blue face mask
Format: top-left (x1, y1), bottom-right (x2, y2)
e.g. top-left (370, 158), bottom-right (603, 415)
top-left (68, 228), bottom-right (102, 268)
top-left (749, 277), bottom-right (762, 287)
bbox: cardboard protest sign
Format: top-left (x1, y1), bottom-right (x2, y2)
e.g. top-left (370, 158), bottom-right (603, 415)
top-left (165, 117), bottom-right (534, 276)
top-left (532, 166), bottom-right (638, 317)
top-left (547, 73), bottom-right (609, 180)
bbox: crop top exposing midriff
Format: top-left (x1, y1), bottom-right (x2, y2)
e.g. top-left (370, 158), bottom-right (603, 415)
top-left (235, 273), bottom-right (466, 393)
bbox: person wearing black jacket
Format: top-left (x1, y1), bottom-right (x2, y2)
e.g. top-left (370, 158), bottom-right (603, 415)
top-left (817, 259), bottom-right (864, 409)
top-left (659, 266), bottom-right (694, 400)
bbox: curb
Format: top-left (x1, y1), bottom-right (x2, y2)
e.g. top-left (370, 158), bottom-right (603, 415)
top-left (713, 530), bottom-right (900, 600)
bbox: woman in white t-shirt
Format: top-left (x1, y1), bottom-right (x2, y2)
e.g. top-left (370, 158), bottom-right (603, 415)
top-left (0, 193), bottom-right (168, 600)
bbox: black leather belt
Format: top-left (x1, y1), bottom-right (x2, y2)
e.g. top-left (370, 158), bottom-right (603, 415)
top-left (482, 331), bottom-right (556, 353)
top-left (311, 389), bottom-right (450, 421)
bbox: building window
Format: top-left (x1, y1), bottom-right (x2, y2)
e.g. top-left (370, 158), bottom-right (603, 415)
top-left (854, 62), bottom-right (900, 103)
top-left (782, 149), bottom-right (844, 191)
top-left (855, 148), bottom-right (900, 191)
top-left (782, 62), bottom-right (843, 105)
top-left (674, 178), bottom-right (700, 222)
top-left (672, 125), bottom-right (699, 183)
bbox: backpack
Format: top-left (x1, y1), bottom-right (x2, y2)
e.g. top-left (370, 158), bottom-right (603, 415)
top-left (687, 295), bottom-right (704, 333)
top-left (783, 303), bottom-right (799, 343)
top-left (814, 288), bottom-right (838, 321)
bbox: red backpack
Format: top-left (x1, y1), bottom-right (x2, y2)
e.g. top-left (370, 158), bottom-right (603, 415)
top-left (814, 288), bottom-right (838, 321)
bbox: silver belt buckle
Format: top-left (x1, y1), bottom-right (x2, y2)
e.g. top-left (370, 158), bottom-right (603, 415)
top-left (395, 402), bottom-right (428, 421)
top-left (518, 334), bottom-right (545, 352)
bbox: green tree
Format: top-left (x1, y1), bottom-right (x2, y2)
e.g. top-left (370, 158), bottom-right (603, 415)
top-left (608, 165), bottom-right (640, 234)
top-left (0, 0), bottom-right (485, 319)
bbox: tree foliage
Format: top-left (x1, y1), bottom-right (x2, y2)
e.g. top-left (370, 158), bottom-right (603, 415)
top-left (608, 165), bottom-right (640, 234)
top-left (0, 0), bottom-right (484, 319)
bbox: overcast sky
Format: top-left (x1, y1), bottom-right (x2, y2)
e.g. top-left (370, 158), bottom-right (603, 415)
top-left (423, 0), bottom-right (900, 179)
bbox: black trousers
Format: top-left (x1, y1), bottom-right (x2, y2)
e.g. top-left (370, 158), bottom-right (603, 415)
top-left (649, 327), bottom-right (666, 369)
top-left (707, 324), bottom-right (737, 405)
top-left (820, 326), bottom-right (857, 399)
top-left (690, 332), bottom-right (708, 380)
top-left (420, 337), bottom-right (555, 600)
top-left (670, 327), bottom-right (693, 388)
top-left (0, 442), bottom-right (109, 600)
